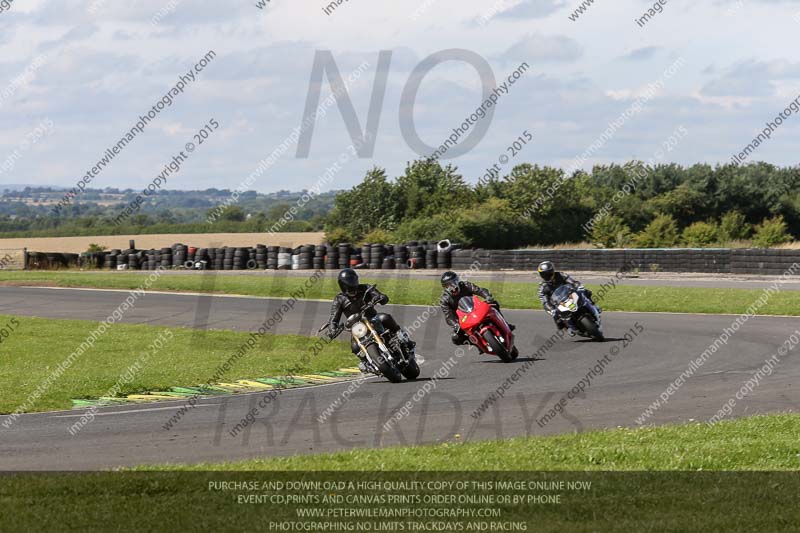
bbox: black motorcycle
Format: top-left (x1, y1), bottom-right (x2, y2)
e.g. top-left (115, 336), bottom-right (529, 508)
top-left (319, 296), bottom-right (420, 383)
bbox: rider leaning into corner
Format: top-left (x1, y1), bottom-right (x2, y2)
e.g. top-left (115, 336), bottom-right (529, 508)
top-left (439, 270), bottom-right (515, 345)
top-left (327, 268), bottom-right (415, 372)
top-left (536, 261), bottom-right (601, 336)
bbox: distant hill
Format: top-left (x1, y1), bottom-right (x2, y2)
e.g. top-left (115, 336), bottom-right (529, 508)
top-left (0, 187), bottom-right (342, 238)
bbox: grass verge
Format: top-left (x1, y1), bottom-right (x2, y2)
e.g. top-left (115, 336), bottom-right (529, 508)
top-left (0, 270), bottom-right (798, 315)
top-left (140, 413), bottom-right (800, 471)
top-left (0, 314), bottom-right (352, 413)
top-left (2, 416), bottom-right (798, 531)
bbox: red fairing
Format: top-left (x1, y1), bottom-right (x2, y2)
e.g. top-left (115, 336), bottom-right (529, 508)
top-left (455, 295), bottom-right (514, 355)
top-left (456, 295), bottom-right (491, 330)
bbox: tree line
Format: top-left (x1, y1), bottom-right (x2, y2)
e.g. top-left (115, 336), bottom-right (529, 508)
top-left (2, 160), bottom-right (798, 249)
top-left (324, 159), bottom-right (800, 249)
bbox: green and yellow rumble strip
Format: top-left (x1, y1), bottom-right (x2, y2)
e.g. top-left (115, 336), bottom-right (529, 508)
top-left (70, 368), bottom-right (363, 408)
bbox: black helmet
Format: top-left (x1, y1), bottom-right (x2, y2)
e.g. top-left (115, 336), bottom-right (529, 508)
top-left (537, 261), bottom-right (555, 281)
top-left (441, 271), bottom-right (460, 296)
top-left (338, 268), bottom-right (359, 297)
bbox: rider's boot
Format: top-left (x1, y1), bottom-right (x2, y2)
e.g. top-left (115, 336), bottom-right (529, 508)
top-left (357, 354), bottom-right (368, 373)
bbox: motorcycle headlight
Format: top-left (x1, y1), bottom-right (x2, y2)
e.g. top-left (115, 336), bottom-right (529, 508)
top-left (351, 321), bottom-right (368, 338)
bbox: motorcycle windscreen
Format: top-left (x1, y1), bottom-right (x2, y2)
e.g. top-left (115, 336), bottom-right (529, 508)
top-left (457, 296), bottom-right (475, 313)
top-left (550, 285), bottom-right (573, 307)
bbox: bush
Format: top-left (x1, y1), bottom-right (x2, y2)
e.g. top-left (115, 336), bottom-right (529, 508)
top-left (719, 211), bottom-right (751, 242)
top-left (392, 213), bottom-right (465, 244)
top-left (635, 214), bottom-right (679, 248)
top-left (457, 198), bottom-right (534, 249)
top-left (589, 215), bottom-right (633, 248)
top-left (361, 228), bottom-right (393, 245)
top-left (682, 221), bottom-right (719, 247)
top-left (324, 227), bottom-right (355, 245)
top-left (85, 243), bottom-right (107, 253)
top-left (753, 215), bottom-right (793, 248)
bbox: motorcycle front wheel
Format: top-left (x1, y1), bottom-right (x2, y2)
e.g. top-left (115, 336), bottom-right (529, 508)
top-left (401, 358), bottom-right (420, 380)
top-left (367, 344), bottom-right (403, 383)
top-left (578, 316), bottom-right (604, 341)
top-left (483, 331), bottom-right (512, 363)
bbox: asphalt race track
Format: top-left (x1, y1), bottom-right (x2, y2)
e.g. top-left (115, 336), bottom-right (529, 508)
top-left (1, 287), bottom-right (798, 470)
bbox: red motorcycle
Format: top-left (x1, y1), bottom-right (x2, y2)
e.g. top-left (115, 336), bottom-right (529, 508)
top-left (456, 295), bottom-right (519, 362)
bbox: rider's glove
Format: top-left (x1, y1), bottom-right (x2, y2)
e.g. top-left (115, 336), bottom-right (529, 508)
top-left (327, 324), bottom-right (339, 339)
top-left (453, 323), bottom-right (461, 333)
top-left (577, 285), bottom-right (585, 292)
top-left (548, 308), bottom-right (557, 317)
top-left (374, 294), bottom-right (389, 305)
top-left (487, 299), bottom-right (498, 307)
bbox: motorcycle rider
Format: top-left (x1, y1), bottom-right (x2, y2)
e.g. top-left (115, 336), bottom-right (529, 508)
top-left (328, 268), bottom-right (414, 372)
top-left (439, 270), bottom-right (515, 346)
top-left (537, 261), bottom-right (600, 336)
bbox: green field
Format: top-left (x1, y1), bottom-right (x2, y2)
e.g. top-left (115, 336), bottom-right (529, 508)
top-left (3, 415), bottom-right (798, 532)
top-left (140, 413), bottom-right (800, 471)
top-left (0, 315), bottom-right (352, 413)
top-left (1, 271), bottom-right (798, 315)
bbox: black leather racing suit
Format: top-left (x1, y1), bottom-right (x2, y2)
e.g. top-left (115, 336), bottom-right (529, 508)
top-left (328, 284), bottom-right (400, 356)
top-left (538, 272), bottom-right (593, 328)
top-left (440, 281), bottom-right (499, 345)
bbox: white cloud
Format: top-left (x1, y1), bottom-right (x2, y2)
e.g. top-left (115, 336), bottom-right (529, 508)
top-left (0, 0), bottom-right (799, 192)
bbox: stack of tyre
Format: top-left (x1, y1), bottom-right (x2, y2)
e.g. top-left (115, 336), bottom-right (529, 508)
top-left (220, 247), bottom-right (233, 270)
top-left (93, 239), bottom-right (465, 272)
top-left (360, 244), bottom-right (371, 268)
top-left (191, 248), bottom-right (208, 269)
top-left (104, 249), bottom-right (121, 269)
top-left (393, 244), bottom-right (408, 269)
top-left (313, 246), bottom-right (326, 270)
top-left (277, 247), bottom-right (292, 270)
top-left (157, 247), bottom-right (171, 269)
top-left (143, 249), bottom-right (156, 270)
top-left (294, 245), bottom-right (314, 270)
top-left (369, 244), bottom-right (385, 269)
top-left (236, 248), bottom-right (252, 270)
top-left (173, 244), bottom-right (187, 268)
top-left (406, 242), bottom-right (426, 269)
top-left (324, 244), bottom-right (339, 270)
top-left (425, 245), bottom-right (438, 270)
top-left (265, 246), bottom-right (279, 269)
top-left (338, 243), bottom-right (351, 269)
top-left (436, 239), bottom-right (453, 269)
top-left (255, 245), bottom-right (267, 269)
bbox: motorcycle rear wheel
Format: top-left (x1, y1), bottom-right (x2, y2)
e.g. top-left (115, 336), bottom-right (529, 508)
top-left (368, 344), bottom-right (403, 383)
top-left (483, 331), bottom-right (512, 363)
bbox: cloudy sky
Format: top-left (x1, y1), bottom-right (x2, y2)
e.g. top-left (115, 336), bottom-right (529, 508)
top-left (0, 0), bottom-right (798, 193)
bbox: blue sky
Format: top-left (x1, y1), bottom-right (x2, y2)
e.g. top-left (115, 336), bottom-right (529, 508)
top-left (0, 0), bottom-right (798, 193)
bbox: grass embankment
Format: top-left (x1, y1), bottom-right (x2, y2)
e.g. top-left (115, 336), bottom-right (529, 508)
top-left (1, 271), bottom-right (798, 316)
top-left (0, 315), bottom-right (351, 413)
top-left (143, 413), bottom-right (800, 471)
top-left (5, 416), bottom-right (795, 530)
